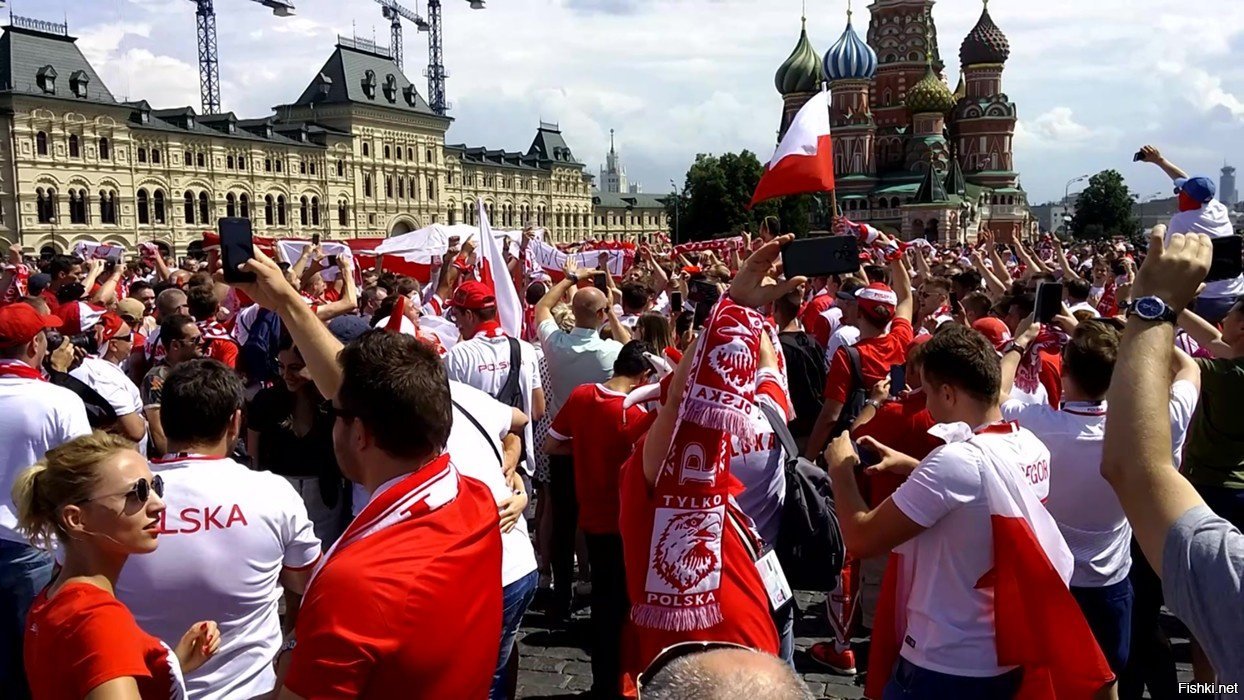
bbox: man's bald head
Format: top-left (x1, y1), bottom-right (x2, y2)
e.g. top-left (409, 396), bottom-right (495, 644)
top-left (571, 286), bottom-right (609, 329)
top-left (155, 288), bottom-right (188, 318)
top-left (641, 648), bottom-right (814, 700)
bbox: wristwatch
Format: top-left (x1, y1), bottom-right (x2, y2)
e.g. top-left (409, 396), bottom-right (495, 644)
top-left (1130, 296), bottom-right (1178, 324)
top-left (1002, 340), bottom-right (1028, 356)
top-left (566, 272), bottom-right (579, 284)
top-left (864, 399), bottom-right (884, 411)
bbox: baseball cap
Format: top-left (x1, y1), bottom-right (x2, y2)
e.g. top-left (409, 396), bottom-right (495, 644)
top-left (834, 278), bottom-right (867, 302)
top-left (27, 273), bottom-right (51, 297)
top-left (115, 298), bottom-right (145, 324)
top-left (1174, 176), bottom-right (1216, 204)
top-left (448, 281), bottom-right (497, 311)
top-left (855, 282), bottom-right (898, 323)
top-left (0, 303), bottom-right (62, 349)
top-left (97, 312), bottom-right (128, 342)
top-left (328, 315), bottom-right (372, 344)
top-left (972, 317), bottom-right (1013, 351)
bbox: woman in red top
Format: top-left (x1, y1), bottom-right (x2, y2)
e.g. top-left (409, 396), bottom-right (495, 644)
top-left (12, 431), bottom-right (220, 699)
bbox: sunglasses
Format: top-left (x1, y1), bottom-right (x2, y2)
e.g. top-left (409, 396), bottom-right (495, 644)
top-left (636, 641), bottom-right (753, 692)
top-left (111, 333), bottom-right (133, 342)
top-left (83, 475), bottom-right (164, 505)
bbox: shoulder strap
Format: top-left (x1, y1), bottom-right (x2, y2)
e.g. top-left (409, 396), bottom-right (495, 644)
top-left (845, 345), bottom-right (865, 394)
top-left (757, 399), bottom-right (798, 461)
top-left (498, 337), bottom-right (522, 404)
top-left (450, 398), bottom-right (504, 468)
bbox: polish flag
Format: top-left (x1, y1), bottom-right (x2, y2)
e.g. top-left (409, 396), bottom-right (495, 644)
top-left (476, 197), bottom-right (523, 337)
top-left (865, 424), bottom-right (1114, 699)
top-left (749, 90), bottom-right (835, 208)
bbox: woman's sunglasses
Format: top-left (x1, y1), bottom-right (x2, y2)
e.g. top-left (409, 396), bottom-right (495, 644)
top-left (83, 475), bottom-right (165, 505)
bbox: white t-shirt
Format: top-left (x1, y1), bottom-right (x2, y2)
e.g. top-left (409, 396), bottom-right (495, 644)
top-left (231, 303), bottom-right (260, 346)
top-left (1168, 200), bottom-right (1244, 299)
top-left (70, 356), bottom-right (148, 455)
top-left (0, 368), bottom-right (91, 543)
top-left (731, 374), bottom-right (788, 546)
top-left (444, 333), bottom-right (543, 470)
top-left (890, 422), bottom-right (1051, 677)
top-left (825, 324), bottom-right (860, 368)
top-left (116, 456), bottom-right (322, 700)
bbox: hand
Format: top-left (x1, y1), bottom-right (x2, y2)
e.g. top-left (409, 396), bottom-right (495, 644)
top-left (498, 491), bottom-right (528, 534)
top-left (175, 621), bottom-right (221, 675)
top-left (562, 256), bottom-right (579, 279)
top-left (85, 258), bottom-right (105, 276)
top-left (728, 234), bottom-right (805, 308)
top-left (1051, 312), bottom-right (1078, 334)
top-left (233, 247), bottom-right (301, 311)
top-left (48, 338), bottom-right (75, 373)
top-left (310, 245), bottom-right (325, 262)
top-left (597, 252), bottom-right (610, 271)
top-left (868, 377), bottom-right (892, 403)
top-left (1014, 313), bottom-right (1041, 346)
top-left (857, 436), bottom-right (920, 477)
top-left (337, 254), bottom-right (353, 274)
top-left (1131, 229), bottom-right (1211, 310)
top-left (823, 432), bottom-right (860, 472)
top-left (1138, 145), bottom-right (1162, 164)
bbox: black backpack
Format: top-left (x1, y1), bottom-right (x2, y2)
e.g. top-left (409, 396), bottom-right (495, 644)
top-left (758, 401), bottom-right (846, 592)
top-left (830, 345), bottom-right (867, 438)
top-left (492, 338), bottom-right (528, 465)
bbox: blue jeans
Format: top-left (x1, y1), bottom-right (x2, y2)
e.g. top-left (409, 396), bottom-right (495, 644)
top-left (491, 569), bottom-right (538, 700)
top-left (883, 657), bottom-right (1023, 700)
top-left (773, 601), bottom-right (795, 666)
top-left (0, 540), bottom-right (55, 700)
top-left (1072, 578), bottom-right (1133, 674)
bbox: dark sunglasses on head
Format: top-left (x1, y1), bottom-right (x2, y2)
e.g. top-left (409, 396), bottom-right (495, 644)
top-left (637, 641), bottom-right (753, 691)
top-left (83, 474), bottom-right (164, 505)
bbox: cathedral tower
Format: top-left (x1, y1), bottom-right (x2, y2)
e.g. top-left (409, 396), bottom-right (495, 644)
top-left (774, 15), bottom-right (824, 142)
top-left (824, 1), bottom-right (879, 199)
top-left (867, 0), bottom-right (941, 173)
top-left (952, 0), bottom-right (1017, 188)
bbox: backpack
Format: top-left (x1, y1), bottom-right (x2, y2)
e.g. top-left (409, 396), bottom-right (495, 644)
top-left (493, 337), bottom-right (528, 463)
top-left (758, 400), bottom-right (846, 592)
top-left (830, 345), bottom-right (867, 438)
top-left (239, 308), bottom-right (282, 386)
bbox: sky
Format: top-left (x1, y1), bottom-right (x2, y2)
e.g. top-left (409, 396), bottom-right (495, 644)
top-left (34, 0), bottom-right (1244, 205)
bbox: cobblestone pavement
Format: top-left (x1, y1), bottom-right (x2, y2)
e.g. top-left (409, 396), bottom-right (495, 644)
top-left (516, 590), bottom-right (1194, 699)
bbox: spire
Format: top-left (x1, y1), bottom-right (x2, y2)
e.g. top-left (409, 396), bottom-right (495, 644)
top-left (915, 163), bottom-right (949, 204)
top-left (960, 0), bottom-right (1011, 66)
top-left (609, 128), bottom-right (615, 155)
top-left (944, 158), bottom-right (967, 198)
top-left (953, 72), bottom-right (966, 100)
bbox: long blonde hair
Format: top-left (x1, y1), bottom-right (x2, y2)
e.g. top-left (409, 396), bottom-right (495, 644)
top-left (11, 431), bottom-right (137, 551)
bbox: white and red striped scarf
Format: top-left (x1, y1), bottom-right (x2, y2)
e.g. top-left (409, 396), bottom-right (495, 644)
top-left (672, 237), bottom-right (745, 258)
top-left (1015, 326), bottom-right (1067, 394)
top-left (2, 263), bottom-right (29, 303)
top-left (197, 319), bottom-right (237, 345)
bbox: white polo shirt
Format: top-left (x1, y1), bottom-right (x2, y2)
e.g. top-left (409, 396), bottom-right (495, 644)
top-left (444, 330), bottom-right (542, 470)
top-left (0, 363), bottom-right (91, 544)
top-left (70, 356), bottom-right (147, 453)
top-left (890, 422), bottom-right (1051, 677)
top-left (116, 455), bottom-right (321, 700)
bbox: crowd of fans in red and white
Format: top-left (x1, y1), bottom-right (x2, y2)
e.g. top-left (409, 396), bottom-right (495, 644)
top-left (0, 145), bottom-right (1242, 700)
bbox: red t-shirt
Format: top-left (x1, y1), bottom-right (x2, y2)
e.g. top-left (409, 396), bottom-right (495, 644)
top-left (284, 456), bottom-right (502, 699)
top-left (800, 293), bottom-right (835, 349)
top-left (25, 583), bottom-right (183, 699)
top-left (618, 438), bottom-right (779, 696)
top-left (549, 383), bottom-right (647, 534)
top-left (823, 317), bottom-right (914, 405)
top-left (853, 391), bottom-right (942, 506)
top-left (204, 338), bottom-right (239, 369)
top-left (1038, 350), bottom-right (1062, 408)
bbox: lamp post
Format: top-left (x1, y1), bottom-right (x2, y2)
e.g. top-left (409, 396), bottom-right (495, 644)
top-left (669, 179), bottom-right (682, 246)
top-left (1064, 174), bottom-right (1089, 207)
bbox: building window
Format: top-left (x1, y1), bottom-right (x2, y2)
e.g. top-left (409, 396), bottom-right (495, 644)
top-left (36, 132), bottom-right (48, 156)
top-left (264, 195), bottom-right (275, 226)
top-left (196, 153), bottom-right (205, 168)
top-left (277, 195), bottom-right (287, 226)
top-left (227, 155), bottom-right (235, 169)
top-left (395, 147), bottom-right (402, 161)
top-left (300, 196), bottom-right (309, 226)
top-left (265, 158), bottom-right (272, 172)
top-left (36, 188), bottom-right (56, 223)
top-left (239, 194), bottom-right (250, 219)
top-left (68, 135), bottom-right (80, 158)
top-left (362, 142), bottom-right (370, 157)
top-left (338, 200), bottom-right (348, 226)
top-left (137, 189), bottom-right (150, 225)
top-left (384, 145), bottom-right (391, 159)
top-left (99, 138), bottom-right (110, 161)
top-left (184, 191), bottom-right (196, 225)
top-left (238, 157), bottom-right (246, 170)
top-left (448, 206), bottom-right (457, 225)
top-left (300, 160), bottom-right (307, 175)
top-left (311, 197), bottom-right (320, 226)
top-left (198, 191), bottom-right (210, 224)
top-left (385, 176), bottom-right (393, 199)
top-left (398, 178), bottom-right (405, 199)
top-left (427, 178), bottom-right (435, 200)
top-left (154, 190), bottom-right (166, 223)
top-left (69, 189), bottom-right (88, 224)
top-left (408, 147), bottom-right (414, 161)
top-left (226, 193), bottom-right (237, 218)
top-left (275, 160), bottom-right (283, 173)
top-left (310, 162), bottom-right (316, 175)
top-left (336, 160), bottom-right (344, 177)
top-left (425, 148), bottom-right (432, 163)
top-left (185, 150), bottom-right (193, 166)
top-left (364, 174), bottom-right (373, 198)
top-left (152, 148), bottom-right (161, 164)
top-left (138, 147), bottom-right (148, 164)
top-left (99, 190), bottom-right (117, 225)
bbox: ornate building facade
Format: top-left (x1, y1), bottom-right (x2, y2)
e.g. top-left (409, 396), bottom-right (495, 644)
top-left (591, 131), bottom-right (666, 240)
top-left (0, 16), bottom-right (595, 257)
top-left (774, 0), bottom-right (1032, 243)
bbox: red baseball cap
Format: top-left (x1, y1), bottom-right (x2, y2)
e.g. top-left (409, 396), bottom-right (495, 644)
top-left (972, 317), bottom-right (1013, 351)
top-left (855, 283), bottom-right (897, 324)
top-left (0, 303), bottom-right (63, 349)
top-left (97, 312), bottom-right (128, 342)
top-left (449, 281), bottom-right (497, 311)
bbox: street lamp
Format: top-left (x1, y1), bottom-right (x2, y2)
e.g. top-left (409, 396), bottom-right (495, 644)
top-left (669, 179), bottom-right (682, 245)
top-left (1064, 174), bottom-right (1089, 206)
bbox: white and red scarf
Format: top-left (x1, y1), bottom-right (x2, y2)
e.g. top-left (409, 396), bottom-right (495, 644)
top-left (632, 297), bottom-right (762, 632)
top-left (0, 359), bottom-right (44, 381)
top-left (2, 263), bottom-right (29, 303)
top-left (672, 237), bottom-right (745, 258)
top-left (1095, 280), bottom-right (1118, 318)
top-left (197, 319), bottom-right (238, 346)
top-left (1014, 326), bottom-right (1067, 395)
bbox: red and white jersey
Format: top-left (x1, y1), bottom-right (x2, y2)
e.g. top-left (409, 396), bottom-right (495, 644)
top-left (58, 300), bottom-right (106, 335)
top-left (444, 330), bottom-right (542, 470)
top-left (116, 455), bottom-right (321, 700)
top-left (889, 421), bottom-right (1052, 676)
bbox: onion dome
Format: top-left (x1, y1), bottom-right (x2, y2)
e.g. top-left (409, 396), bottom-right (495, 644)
top-left (823, 17), bottom-right (877, 82)
top-left (953, 73), bottom-right (966, 100)
top-left (960, 2), bottom-right (1011, 66)
top-left (775, 17), bottom-right (824, 95)
top-left (906, 65), bottom-right (957, 114)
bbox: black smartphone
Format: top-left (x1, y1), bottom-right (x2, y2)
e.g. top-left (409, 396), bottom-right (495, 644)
top-left (688, 279), bottom-right (721, 305)
top-left (889, 364), bottom-right (906, 397)
top-left (592, 272), bottom-right (609, 291)
top-left (693, 300), bottom-right (712, 329)
top-left (219, 217), bottom-right (256, 283)
top-left (670, 291), bottom-right (684, 313)
top-left (311, 233), bottom-right (320, 245)
top-left (325, 255), bottom-right (338, 267)
top-left (780, 236), bottom-right (860, 278)
top-left (949, 290), bottom-right (961, 310)
top-left (1034, 281), bottom-right (1063, 323)
top-left (1206, 235), bottom-right (1243, 283)
top-left (1133, 150), bottom-right (1145, 162)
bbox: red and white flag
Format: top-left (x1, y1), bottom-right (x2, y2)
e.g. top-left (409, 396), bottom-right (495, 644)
top-left (476, 197), bottom-right (523, 337)
top-left (749, 90), bottom-right (835, 208)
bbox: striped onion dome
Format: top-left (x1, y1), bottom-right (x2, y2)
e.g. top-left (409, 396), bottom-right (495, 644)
top-left (823, 18), bottom-right (877, 82)
top-left (906, 64), bottom-right (957, 114)
top-left (774, 18), bottom-right (824, 95)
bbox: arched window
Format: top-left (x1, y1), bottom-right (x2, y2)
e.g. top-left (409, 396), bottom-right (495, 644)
top-left (299, 160), bottom-right (307, 175)
top-left (226, 193), bottom-right (237, 218)
top-left (385, 176), bottom-right (393, 199)
top-left (384, 145), bottom-right (391, 159)
top-left (338, 200), bottom-right (348, 226)
top-left (398, 178), bottom-right (404, 199)
top-left (227, 155), bottom-right (235, 169)
top-left (265, 158), bottom-right (272, 172)
top-left (196, 153), bottom-right (205, 168)
top-left (362, 142), bottom-right (370, 157)
top-left (364, 174), bottom-right (373, 198)
top-left (300, 196), bottom-right (309, 225)
top-left (425, 148), bottom-right (433, 163)
top-left (152, 148), bottom-right (161, 164)
top-left (238, 157), bottom-right (246, 170)
top-left (275, 160), bottom-right (282, 173)
top-left (99, 137), bottom-right (110, 161)
top-left (138, 147), bottom-right (148, 163)
top-left (309, 162), bottom-right (316, 175)
top-left (69, 189), bottom-right (87, 224)
top-left (408, 147), bottom-right (414, 161)
top-left (137, 189), bottom-right (150, 224)
top-left (36, 131), bottom-right (48, 156)
top-left (427, 178), bottom-right (435, 200)
top-left (68, 135), bottom-right (80, 158)
top-left (336, 160), bottom-right (344, 177)
top-left (277, 195), bottom-right (287, 226)
top-left (184, 191), bottom-right (196, 225)
top-left (199, 191), bottom-right (210, 224)
top-left (99, 190), bottom-right (117, 224)
top-left (154, 190), bottom-right (166, 223)
top-left (185, 149), bottom-right (193, 166)
top-left (395, 147), bottom-right (402, 161)
top-left (36, 188), bottom-right (56, 223)
top-left (264, 195), bottom-right (275, 226)
top-left (311, 197), bottom-right (320, 226)
top-left (448, 205), bottom-right (457, 225)
top-left (239, 194), bottom-right (250, 219)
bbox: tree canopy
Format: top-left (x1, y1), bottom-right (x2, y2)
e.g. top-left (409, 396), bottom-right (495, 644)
top-left (1071, 169), bottom-right (1140, 241)
top-left (666, 151), bottom-right (817, 242)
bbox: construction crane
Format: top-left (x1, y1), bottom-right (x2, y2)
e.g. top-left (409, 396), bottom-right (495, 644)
top-left (375, 0), bottom-right (428, 74)
top-left (190, 0), bottom-right (297, 115)
top-left (423, 0), bottom-right (486, 116)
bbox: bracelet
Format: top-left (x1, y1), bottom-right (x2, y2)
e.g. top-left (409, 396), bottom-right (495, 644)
top-left (1002, 341), bottom-right (1028, 356)
top-left (865, 399), bottom-right (884, 410)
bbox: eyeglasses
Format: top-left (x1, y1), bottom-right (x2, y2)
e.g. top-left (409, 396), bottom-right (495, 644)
top-left (636, 641), bottom-right (753, 692)
top-left (82, 475), bottom-right (164, 505)
top-left (324, 403), bottom-right (357, 423)
top-left (111, 333), bottom-right (133, 342)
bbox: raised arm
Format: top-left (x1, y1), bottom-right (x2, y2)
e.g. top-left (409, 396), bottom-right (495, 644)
top-left (1139, 145), bottom-right (1189, 182)
top-left (1177, 307), bottom-right (1237, 359)
top-left (314, 256), bottom-right (358, 322)
top-left (890, 245), bottom-right (914, 323)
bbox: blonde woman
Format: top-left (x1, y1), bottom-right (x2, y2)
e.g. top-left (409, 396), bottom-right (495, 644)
top-left (12, 431), bottom-right (219, 699)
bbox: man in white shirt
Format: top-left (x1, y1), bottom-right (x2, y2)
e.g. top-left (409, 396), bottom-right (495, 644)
top-left (444, 281), bottom-right (545, 470)
top-left (69, 312), bottom-right (147, 446)
top-left (1000, 317), bottom-right (1200, 673)
top-left (0, 302), bottom-right (90, 697)
top-left (117, 359), bottom-right (321, 700)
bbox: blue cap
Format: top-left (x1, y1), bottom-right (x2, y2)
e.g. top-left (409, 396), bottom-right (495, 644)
top-left (1174, 176), bottom-right (1216, 204)
top-left (327, 314), bottom-right (371, 344)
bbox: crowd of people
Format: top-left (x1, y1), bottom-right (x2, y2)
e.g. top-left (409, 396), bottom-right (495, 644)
top-left (0, 145), bottom-right (1241, 700)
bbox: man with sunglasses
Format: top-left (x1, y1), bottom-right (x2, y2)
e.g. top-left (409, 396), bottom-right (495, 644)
top-left (142, 313), bottom-right (204, 456)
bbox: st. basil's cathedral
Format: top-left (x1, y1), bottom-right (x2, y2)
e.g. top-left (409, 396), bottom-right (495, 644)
top-left (775, 0), bottom-right (1033, 243)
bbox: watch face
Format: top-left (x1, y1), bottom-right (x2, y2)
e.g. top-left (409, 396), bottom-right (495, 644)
top-left (1135, 297), bottom-right (1163, 319)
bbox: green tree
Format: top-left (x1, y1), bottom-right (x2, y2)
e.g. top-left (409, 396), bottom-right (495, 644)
top-left (1071, 170), bottom-right (1139, 241)
top-left (666, 151), bottom-right (816, 242)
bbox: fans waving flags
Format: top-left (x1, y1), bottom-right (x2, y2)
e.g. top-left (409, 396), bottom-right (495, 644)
top-left (749, 90), bottom-right (835, 208)
top-left (476, 197), bottom-right (524, 337)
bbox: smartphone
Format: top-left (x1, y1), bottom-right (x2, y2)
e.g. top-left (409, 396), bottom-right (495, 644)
top-left (693, 300), bottom-right (712, 330)
top-left (688, 279), bottom-right (721, 305)
top-left (780, 236), bottom-right (860, 278)
top-left (1034, 281), bottom-right (1063, 324)
top-left (325, 255), bottom-right (339, 267)
top-left (219, 217), bottom-right (256, 283)
top-left (889, 364), bottom-right (906, 397)
top-left (670, 291), bottom-right (684, 313)
top-left (1206, 235), bottom-right (1243, 283)
top-left (311, 233), bottom-right (320, 245)
top-left (949, 290), bottom-right (960, 310)
top-left (592, 272), bottom-right (609, 291)
top-left (1133, 150), bottom-right (1145, 162)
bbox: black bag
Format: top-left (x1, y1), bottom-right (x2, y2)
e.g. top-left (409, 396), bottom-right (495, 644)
top-left (759, 401), bottom-right (846, 592)
top-left (830, 345), bottom-right (867, 438)
top-left (492, 338), bottom-right (528, 467)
